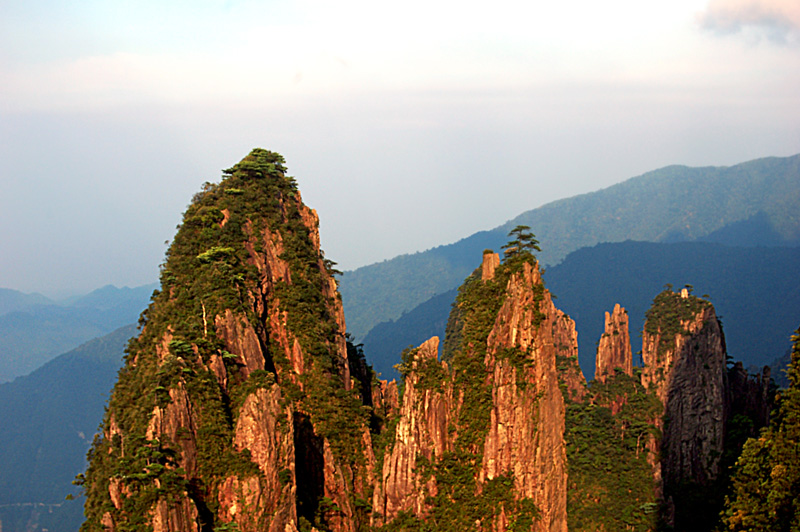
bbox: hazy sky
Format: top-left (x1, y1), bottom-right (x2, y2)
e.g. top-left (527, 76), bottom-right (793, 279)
top-left (1, 0), bottom-right (799, 298)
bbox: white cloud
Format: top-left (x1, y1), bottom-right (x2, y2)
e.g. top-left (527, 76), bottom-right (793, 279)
top-left (698, 0), bottom-right (800, 42)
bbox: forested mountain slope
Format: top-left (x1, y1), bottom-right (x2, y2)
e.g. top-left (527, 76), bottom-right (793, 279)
top-left (341, 153), bottom-right (800, 339)
top-left (0, 284), bottom-right (155, 382)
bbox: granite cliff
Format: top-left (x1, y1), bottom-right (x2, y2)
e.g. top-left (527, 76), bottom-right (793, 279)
top-left (80, 153), bottom-right (580, 532)
top-left (563, 304), bottom-right (660, 531)
top-left (566, 290), bottom-right (773, 531)
top-left (639, 288), bottom-right (772, 530)
top-left (373, 249), bottom-right (578, 531)
top-left (594, 304), bottom-right (632, 384)
top-left (642, 290), bottom-right (727, 496)
top-left (80, 150), bottom-right (376, 532)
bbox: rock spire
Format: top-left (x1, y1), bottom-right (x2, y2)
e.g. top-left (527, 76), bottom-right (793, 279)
top-left (594, 303), bottom-right (633, 383)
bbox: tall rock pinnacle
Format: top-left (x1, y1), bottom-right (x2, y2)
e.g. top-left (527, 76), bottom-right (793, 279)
top-left (374, 251), bottom-right (573, 531)
top-left (641, 288), bottom-right (727, 528)
top-left (594, 303), bottom-right (633, 383)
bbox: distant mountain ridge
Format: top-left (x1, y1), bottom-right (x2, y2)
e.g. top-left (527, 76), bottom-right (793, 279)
top-left (3, 149), bottom-right (796, 532)
top-left (0, 284), bottom-right (155, 382)
top-left (0, 288), bottom-right (52, 315)
top-left (361, 241), bottom-right (800, 381)
top-left (544, 241), bottom-right (800, 375)
top-left (340, 153), bottom-right (800, 339)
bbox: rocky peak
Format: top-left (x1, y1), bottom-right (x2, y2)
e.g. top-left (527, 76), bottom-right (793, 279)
top-left (373, 337), bottom-right (451, 524)
top-left (481, 260), bottom-right (570, 531)
top-left (594, 303), bottom-right (633, 383)
top-left (482, 250), bottom-right (500, 280)
top-left (727, 362), bottom-right (772, 437)
top-left (641, 290), bottom-right (717, 405)
top-left (375, 253), bottom-right (571, 531)
top-left (79, 150), bottom-right (374, 532)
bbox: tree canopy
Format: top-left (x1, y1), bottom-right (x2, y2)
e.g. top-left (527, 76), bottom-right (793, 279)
top-left (501, 225), bottom-right (541, 261)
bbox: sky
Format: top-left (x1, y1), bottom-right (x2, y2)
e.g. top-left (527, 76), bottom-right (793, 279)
top-left (1, 0), bottom-right (799, 298)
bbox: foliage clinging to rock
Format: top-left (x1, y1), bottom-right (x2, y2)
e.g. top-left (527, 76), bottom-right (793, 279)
top-left (722, 327), bottom-right (800, 531)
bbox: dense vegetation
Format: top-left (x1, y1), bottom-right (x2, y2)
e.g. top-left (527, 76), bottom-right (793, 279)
top-left (7, 150), bottom-right (798, 532)
top-left (379, 235), bottom-right (544, 531)
top-left (340, 153), bottom-right (800, 340)
top-left (722, 327), bottom-right (800, 531)
top-left (564, 370), bottom-right (661, 531)
top-left (644, 287), bottom-right (710, 338)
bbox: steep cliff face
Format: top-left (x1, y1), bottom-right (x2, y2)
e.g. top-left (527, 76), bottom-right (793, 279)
top-left (594, 304), bottom-right (633, 383)
top-left (374, 251), bottom-right (573, 531)
top-left (80, 157), bottom-right (578, 532)
top-left (641, 290), bottom-right (727, 489)
top-left (80, 150), bottom-right (375, 532)
top-left (373, 337), bottom-right (450, 524)
top-left (727, 362), bottom-right (771, 431)
top-left (480, 258), bottom-right (570, 532)
top-left (639, 289), bottom-right (730, 530)
top-left (77, 150), bottom-right (783, 532)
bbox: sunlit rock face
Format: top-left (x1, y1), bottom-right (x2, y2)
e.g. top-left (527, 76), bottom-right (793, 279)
top-left (80, 150), bottom-right (374, 532)
top-left (375, 254), bottom-right (573, 531)
top-left (595, 303), bottom-right (633, 384)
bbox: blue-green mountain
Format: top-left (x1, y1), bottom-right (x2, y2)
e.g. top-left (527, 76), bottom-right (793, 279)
top-left (0, 284), bottom-right (154, 382)
top-left (0, 325), bottom-right (133, 532)
top-left (341, 153), bottom-right (800, 340)
top-left (362, 241), bottom-right (800, 380)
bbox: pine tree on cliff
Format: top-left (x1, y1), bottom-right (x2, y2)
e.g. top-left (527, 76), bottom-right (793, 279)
top-left (722, 327), bottom-right (800, 531)
top-left (501, 225), bottom-right (541, 261)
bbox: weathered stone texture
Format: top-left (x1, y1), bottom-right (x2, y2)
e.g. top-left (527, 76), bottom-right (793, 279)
top-left (595, 304), bottom-right (633, 383)
top-left (374, 337), bottom-right (451, 523)
top-left (377, 259), bottom-right (571, 531)
top-left (483, 262), bottom-right (568, 532)
top-left (641, 301), bottom-right (728, 511)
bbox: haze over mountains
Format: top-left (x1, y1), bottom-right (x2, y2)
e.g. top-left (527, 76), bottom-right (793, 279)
top-left (0, 325), bottom-right (135, 532)
top-left (361, 241), bottom-right (800, 380)
top-left (68, 149), bottom-right (800, 532)
top-left (0, 284), bottom-right (155, 382)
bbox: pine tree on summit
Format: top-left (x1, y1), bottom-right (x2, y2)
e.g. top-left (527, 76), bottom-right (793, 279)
top-left (501, 225), bottom-right (541, 261)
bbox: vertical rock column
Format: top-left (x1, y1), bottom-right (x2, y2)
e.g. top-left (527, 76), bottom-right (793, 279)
top-left (374, 337), bottom-right (451, 525)
top-left (594, 304), bottom-right (633, 383)
top-left (641, 291), bottom-right (728, 525)
top-left (481, 261), bottom-right (569, 532)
